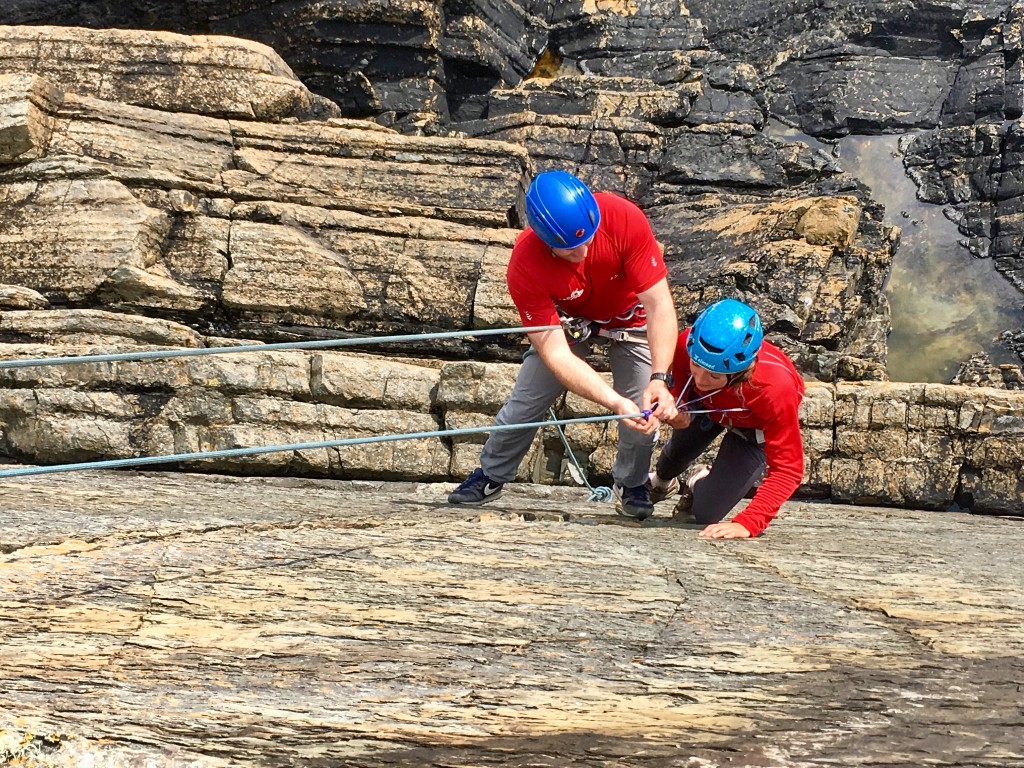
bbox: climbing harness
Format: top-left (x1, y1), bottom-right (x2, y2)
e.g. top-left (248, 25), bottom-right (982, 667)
top-left (559, 313), bottom-right (648, 347)
top-left (594, 327), bottom-right (648, 344)
top-left (560, 315), bottom-right (594, 346)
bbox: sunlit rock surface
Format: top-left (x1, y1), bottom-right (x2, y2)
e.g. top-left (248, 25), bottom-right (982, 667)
top-left (0, 472), bottom-right (1021, 767)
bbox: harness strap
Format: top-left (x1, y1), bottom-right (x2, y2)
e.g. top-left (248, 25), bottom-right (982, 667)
top-left (594, 327), bottom-right (648, 345)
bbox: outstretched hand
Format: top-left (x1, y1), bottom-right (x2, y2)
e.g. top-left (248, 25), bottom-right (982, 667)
top-left (699, 522), bottom-right (752, 539)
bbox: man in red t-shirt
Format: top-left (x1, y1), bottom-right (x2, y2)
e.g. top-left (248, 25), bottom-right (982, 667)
top-left (448, 170), bottom-right (679, 519)
top-left (648, 299), bottom-right (806, 538)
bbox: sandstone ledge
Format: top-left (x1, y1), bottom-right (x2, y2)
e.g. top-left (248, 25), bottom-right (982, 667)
top-left (0, 471), bottom-right (1021, 767)
top-left (2, 313), bottom-right (1022, 514)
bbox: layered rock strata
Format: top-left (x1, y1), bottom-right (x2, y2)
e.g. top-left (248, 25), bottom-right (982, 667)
top-left (1, 309), bottom-right (1021, 513)
top-left (0, 40), bottom-right (893, 374)
top-left (0, 473), bottom-right (1021, 767)
top-left (0, 24), bottom-right (1019, 515)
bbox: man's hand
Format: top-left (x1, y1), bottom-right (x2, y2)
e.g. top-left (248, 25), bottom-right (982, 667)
top-left (642, 379), bottom-right (677, 423)
top-left (612, 396), bottom-right (660, 435)
top-left (699, 522), bottom-right (752, 539)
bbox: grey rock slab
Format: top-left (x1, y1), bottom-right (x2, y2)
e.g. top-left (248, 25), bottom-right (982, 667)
top-left (0, 470), bottom-right (1021, 766)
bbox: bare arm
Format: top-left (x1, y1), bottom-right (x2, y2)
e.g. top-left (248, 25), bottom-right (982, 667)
top-left (528, 328), bottom-right (657, 434)
top-left (636, 277), bottom-right (679, 422)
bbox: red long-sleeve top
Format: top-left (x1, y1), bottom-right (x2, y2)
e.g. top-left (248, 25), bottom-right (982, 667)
top-left (670, 329), bottom-right (806, 536)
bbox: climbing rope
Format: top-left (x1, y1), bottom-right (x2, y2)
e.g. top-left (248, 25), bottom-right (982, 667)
top-left (547, 405), bottom-right (613, 503)
top-left (0, 323), bottom-right (746, 490)
top-left (0, 411), bottom-right (652, 480)
top-left (0, 325), bottom-right (562, 369)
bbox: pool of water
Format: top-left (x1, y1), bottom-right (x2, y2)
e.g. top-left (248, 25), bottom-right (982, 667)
top-left (769, 122), bottom-right (1024, 382)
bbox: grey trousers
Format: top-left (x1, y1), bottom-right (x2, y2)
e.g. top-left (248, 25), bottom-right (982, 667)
top-left (655, 414), bottom-right (767, 524)
top-left (479, 337), bottom-right (654, 487)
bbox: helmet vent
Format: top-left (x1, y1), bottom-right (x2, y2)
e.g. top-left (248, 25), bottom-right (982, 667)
top-left (700, 339), bottom-right (725, 354)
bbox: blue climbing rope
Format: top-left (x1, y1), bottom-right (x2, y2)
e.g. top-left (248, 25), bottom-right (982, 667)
top-left (0, 406), bottom-right (744, 481)
top-left (0, 323), bottom-right (746, 493)
top-left (546, 406), bottom-right (613, 502)
top-left (0, 411), bottom-right (652, 479)
top-left (0, 325), bottom-right (562, 369)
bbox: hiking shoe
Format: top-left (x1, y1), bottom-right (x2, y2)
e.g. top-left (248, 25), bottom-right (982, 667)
top-left (673, 465), bottom-right (710, 522)
top-left (687, 464), bottom-right (711, 490)
top-left (647, 473), bottom-right (680, 505)
top-left (448, 467), bottom-right (504, 505)
top-left (614, 483), bottom-right (655, 521)
top-left (672, 485), bottom-right (695, 522)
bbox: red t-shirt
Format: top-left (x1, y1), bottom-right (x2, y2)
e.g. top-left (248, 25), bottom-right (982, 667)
top-left (670, 329), bottom-right (806, 536)
top-left (506, 192), bottom-right (666, 330)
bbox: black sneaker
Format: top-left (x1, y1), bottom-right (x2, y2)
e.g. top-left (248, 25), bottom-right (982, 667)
top-left (614, 483), bottom-right (655, 521)
top-left (448, 467), bottom-right (504, 505)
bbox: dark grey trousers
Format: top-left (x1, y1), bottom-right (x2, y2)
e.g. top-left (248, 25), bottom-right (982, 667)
top-left (479, 337), bottom-right (654, 487)
top-left (654, 414), bottom-right (767, 524)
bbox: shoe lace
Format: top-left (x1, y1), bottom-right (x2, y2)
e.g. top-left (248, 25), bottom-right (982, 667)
top-left (463, 467), bottom-right (488, 488)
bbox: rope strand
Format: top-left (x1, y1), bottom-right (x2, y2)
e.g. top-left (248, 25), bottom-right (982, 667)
top-left (0, 325), bottom-right (562, 370)
top-left (0, 411), bottom-right (646, 479)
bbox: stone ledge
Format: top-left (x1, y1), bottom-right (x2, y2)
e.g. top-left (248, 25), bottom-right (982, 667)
top-left (0, 472), bottom-right (1020, 766)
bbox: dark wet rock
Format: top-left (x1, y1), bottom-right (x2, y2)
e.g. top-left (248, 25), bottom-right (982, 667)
top-left (681, 0), bottom-right (1009, 137)
top-left (1002, 327), bottom-right (1024, 358)
top-left (656, 124), bottom-right (838, 188)
top-left (904, 120), bottom-right (1024, 296)
top-left (771, 50), bottom-right (957, 138)
top-left (941, 51), bottom-right (1007, 126)
top-left (951, 350), bottom-right (1024, 389)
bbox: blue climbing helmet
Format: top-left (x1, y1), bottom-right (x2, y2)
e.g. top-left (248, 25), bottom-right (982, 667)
top-left (524, 170), bottom-right (601, 249)
top-left (687, 299), bottom-right (764, 374)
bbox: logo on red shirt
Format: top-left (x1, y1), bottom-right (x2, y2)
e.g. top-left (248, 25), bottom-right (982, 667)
top-left (558, 288), bottom-right (585, 302)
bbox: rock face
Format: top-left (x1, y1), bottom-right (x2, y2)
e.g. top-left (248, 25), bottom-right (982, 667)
top-left (0, 61), bottom-right (529, 342)
top-left (0, 10), bottom-right (1021, 766)
top-left (1, 309), bottom-right (1022, 513)
top-left (952, 351), bottom-right (1024, 389)
top-left (904, 122), bottom-right (1024, 300)
top-left (0, 472), bottom-right (1022, 766)
top-left (0, 17), bottom-right (1020, 516)
top-left (0, 25), bottom-right (893, 374)
top-left (0, 25), bottom-right (340, 121)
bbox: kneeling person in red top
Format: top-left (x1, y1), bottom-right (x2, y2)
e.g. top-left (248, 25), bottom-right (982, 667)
top-left (648, 299), bottom-right (806, 538)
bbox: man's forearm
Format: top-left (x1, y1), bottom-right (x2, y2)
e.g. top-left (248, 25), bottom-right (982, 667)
top-left (641, 280), bottom-right (679, 375)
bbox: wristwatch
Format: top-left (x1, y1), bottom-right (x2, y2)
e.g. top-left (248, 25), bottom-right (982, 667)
top-left (650, 372), bottom-right (674, 388)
